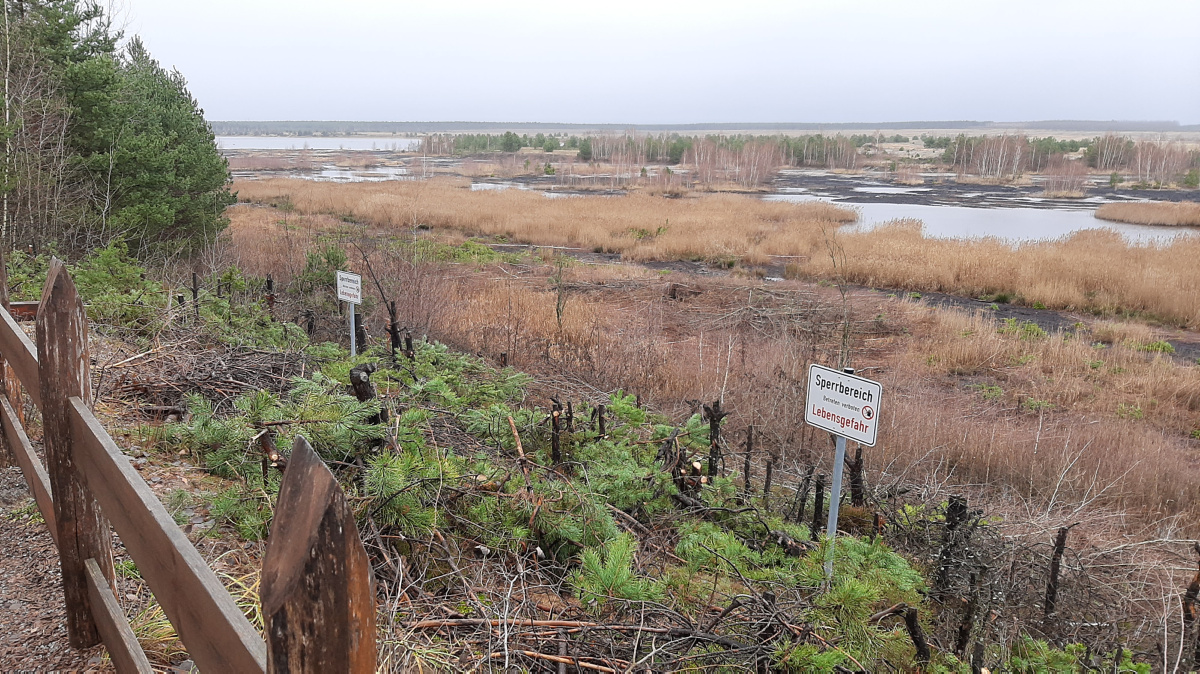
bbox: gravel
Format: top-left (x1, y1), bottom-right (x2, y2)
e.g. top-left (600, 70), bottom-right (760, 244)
top-left (0, 466), bottom-right (111, 671)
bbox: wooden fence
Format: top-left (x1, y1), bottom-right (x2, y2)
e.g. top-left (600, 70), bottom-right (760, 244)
top-left (0, 259), bottom-right (375, 673)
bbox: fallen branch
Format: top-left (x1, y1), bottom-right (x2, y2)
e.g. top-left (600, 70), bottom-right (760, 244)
top-left (488, 650), bottom-right (617, 673)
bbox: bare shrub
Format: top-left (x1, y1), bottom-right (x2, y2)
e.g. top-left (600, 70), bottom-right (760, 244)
top-left (1042, 154), bottom-right (1088, 197)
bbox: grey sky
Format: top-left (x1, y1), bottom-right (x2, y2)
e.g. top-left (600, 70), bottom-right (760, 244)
top-left (126, 0), bottom-right (1200, 124)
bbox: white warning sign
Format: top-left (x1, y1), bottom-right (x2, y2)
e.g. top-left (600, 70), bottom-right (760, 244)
top-left (336, 270), bottom-right (362, 304)
top-left (805, 364), bottom-right (883, 446)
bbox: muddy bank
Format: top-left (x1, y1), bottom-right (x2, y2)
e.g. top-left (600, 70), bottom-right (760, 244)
top-left (772, 170), bottom-right (1200, 210)
top-left (493, 240), bottom-right (1200, 364)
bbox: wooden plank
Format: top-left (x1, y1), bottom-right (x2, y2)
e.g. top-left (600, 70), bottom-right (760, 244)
top-left (8, 301), bottom-right (38, 321)
top-left (0, 305), bottom-right (39, 407)
top-left (0, 253), bottom-right (12, 467)
top-left (68, 397), bottom-right (268, 672)
top-left (84, 558), bottom-right (153, 674)
top-left (37, 259), bottom-right (110, 648)
top-left (262, 436), bottom-right (376, 673)
top-left (0, 395), bottom-right (56, 544)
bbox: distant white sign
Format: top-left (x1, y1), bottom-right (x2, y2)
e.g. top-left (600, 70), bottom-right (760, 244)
top-left (805, 364), bottom-right (883, 446)
top-left (336, 271), bottom-right (362, 304)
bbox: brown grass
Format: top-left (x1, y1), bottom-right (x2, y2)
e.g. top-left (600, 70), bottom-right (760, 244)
top-left (233, 179), bottom-right (1200, 328)
top-left (225, 201), bottom-right (1200, 532)
top-left (218, 204), bottom-right (345, 283)
top-left (421, 260), bottom-right (1200, 526)
top-left (222, 204), bottom-right (1200, 656)
top-left (232, 178), bottom-right (856, 264)
top-left (795, 219), bottom-right (1200, 328)
top-left (1095, 201), bottom-right (1200, 227)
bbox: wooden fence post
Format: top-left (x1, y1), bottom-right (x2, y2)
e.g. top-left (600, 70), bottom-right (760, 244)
top-left (0, 250), bottom-right (13, 467)
top-left (37, 259), bottom-right (113, 647)
top-left (262, 436), bottom-right (376, 672)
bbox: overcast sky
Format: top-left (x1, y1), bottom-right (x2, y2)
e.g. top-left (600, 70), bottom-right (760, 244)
top-left (123, 0), bottom-right (1200, 124)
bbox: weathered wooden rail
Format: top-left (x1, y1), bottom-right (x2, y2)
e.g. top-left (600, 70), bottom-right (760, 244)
top-left (0, 259), bottom-right (376, 673)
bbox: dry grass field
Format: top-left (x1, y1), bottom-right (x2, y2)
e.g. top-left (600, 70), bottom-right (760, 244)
top-left (224, 203), bottom-right (1200, 530)
top-left (233, 178), bottom-right (855, 262)
top-left (235, 178), bottom-right (1200, 328)
top-left (216, 201), bottom-right (1200, 668)
top-left (796, 219), bottom-right (1200, 328)
top-left (1095, 200), bottom-right (1200, 226)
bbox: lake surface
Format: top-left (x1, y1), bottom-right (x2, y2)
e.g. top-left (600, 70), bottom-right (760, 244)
top-left (217, 136), bottom-right (420, 151)
top-left (764, 195), bottom-right (1197, 244)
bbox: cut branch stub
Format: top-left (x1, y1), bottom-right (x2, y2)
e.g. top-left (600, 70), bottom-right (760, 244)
top-left (349, 362), bottom-right (384, 427)
top-left (903, 606), bottom-right (931, 665)
top-left (37, 258), bottom-right (113, 647)
top-left (810, 472), bottom-right (826, 542)
top-left (262, 435), bottom-right (377, 673)
top-left (703, 400), bottom-right (728, 478)
top-left (933, 495), bottom-right (970, 597)
top-left (1043, 523), bottom-right (1078, 622)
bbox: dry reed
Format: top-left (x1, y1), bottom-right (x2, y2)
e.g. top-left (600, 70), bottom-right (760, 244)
top-left (225, 202), bottom-right (1200, 530)
top-left (232, 178), bottom-right (855, 264)
top-left (1095, 201), bottom-right (1200, 227)
top-left (236, 179), bottom-right (1200, 327)
top-left (795, 220), bottom-right (1200, 328)
top-left (222, 204), bottom-right (1200, 660)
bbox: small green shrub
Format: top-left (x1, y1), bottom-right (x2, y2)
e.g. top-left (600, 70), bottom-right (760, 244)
top-left (1136, 340), bottom-right (1175, 354)
top-left (999, 318), bottom-right (1047, 340)
top-left (165, 489), bottom-right (193, 526)
top-left (210, 487), bottom-right (272, 540)
top-left (968, 383), bottom-right (1004, 401)
top-left (1184, 168), bottom-right (1199, 188)
top-left (115, 559), bottom-right (141, 579)
top-left (1008, 638), bottom-right (1149, 674)
top-left (1116, 403), bottom-right (1144, 420)
top-left (571, 533), bottom-right (661, 610)
top-left (1023, 398), bottom-right (1053, 413)
top-left (365, 446), bottom-right (463, 537)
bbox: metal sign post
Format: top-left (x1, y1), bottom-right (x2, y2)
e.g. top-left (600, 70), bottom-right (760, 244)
top-left (824, 433), bottom-right (847, 579)
top-left (336, 271), bottom-right (362, 356)
top-left (804, 363), bottom-right (883, 581)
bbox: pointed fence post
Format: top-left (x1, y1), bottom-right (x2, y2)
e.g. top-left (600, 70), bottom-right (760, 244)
top-left (262, 436), bottom-right (376, 672)
top-left (37, 259), bottom-right (113, 647)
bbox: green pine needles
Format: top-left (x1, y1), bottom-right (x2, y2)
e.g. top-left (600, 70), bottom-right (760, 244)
top-left (154, 333), bottom-right (1143, 671)
top-left (571, 533), bottom-right (662, 610)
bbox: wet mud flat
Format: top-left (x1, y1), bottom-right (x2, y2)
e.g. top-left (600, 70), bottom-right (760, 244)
top-left (772, 170), bottom-right (1200, 210)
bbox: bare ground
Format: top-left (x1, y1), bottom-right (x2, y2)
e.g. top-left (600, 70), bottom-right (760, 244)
top-left (0, 466), bottom-right (110, 672)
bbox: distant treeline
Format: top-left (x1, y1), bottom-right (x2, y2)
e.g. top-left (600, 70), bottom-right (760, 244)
top-left (933, 133), bottom-right (1200, 184)
top-left (209, 120), bottom-right (1200, 137)
top-left (212, 120), bottom-right (992, 136)
top-left (422, 131), bottom-right (1200, 186)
